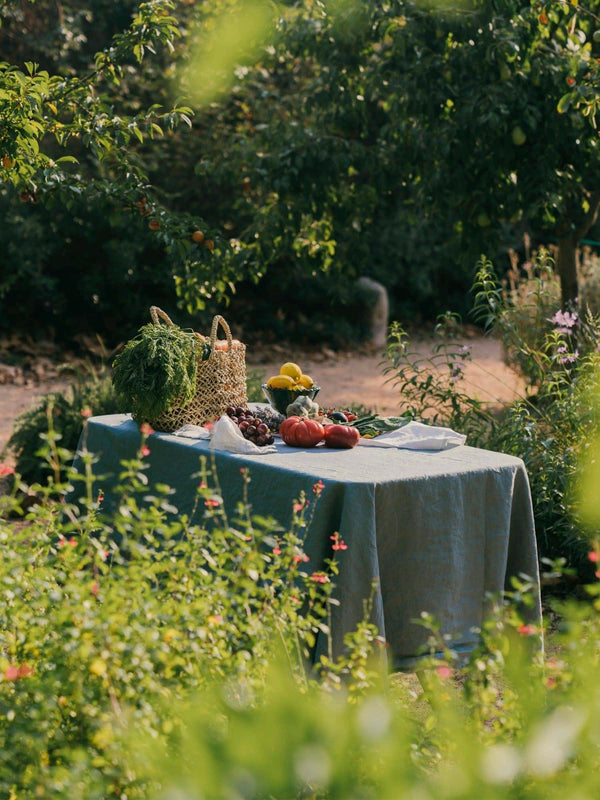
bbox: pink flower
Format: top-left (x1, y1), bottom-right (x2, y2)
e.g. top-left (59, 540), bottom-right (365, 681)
top-left (0, 464), bottom-right (15, 476)
top-left (293, 553), bottom-right (309, 564)
top-left (588, 551), bottom-right (599, 563)
top-left (293, 502), bottom-right (304, 513)
top-left (141, 445), bottom-right (151, 457)
top-left (517, 624), bottom-right (537, 637)
top-left (310, 571), bottom-right (329, 584)
top-left (140, 422), bottom-right (154, 436)
top-left (312, 480), bottom-right (325, 495)
top-left (330, 533), bottom-right (347, 551)
top-left (80, 407), bottom-right (93, 418)
top-left (97, 489), bottom-right (104, 504)
top-left (204, 498), bottom-right (220, 508)
top-left (57, 536), bottom-right (77, 548)
top-left (436, 665), bottom-right (453, 680)
top-left (3, 665), bottom-right (19, 681)
top-left (199, 480), bottom-right (207, 490)
top-left (551, 309), bottom-right (578, 334)
top-left (272, 546), bottom-right (281, 556)
top-left (3, 664), bottom-right (32, 681)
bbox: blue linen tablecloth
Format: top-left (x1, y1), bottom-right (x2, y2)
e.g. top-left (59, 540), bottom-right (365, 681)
top-left (74, 414), bottom-right (541, 670)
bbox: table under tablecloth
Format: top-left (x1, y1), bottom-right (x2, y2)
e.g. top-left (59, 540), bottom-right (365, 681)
top-left (73, 414), bottom-right (541, 669)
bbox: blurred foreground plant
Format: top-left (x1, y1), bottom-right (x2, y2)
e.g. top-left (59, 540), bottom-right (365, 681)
top-left (0, 424), bottom-right (382, 797)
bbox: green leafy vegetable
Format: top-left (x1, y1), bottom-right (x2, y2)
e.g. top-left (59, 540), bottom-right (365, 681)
top-left (112, 322), bottom-right (202, 421)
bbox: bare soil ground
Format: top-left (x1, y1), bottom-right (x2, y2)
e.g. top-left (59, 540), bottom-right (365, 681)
top-left (0, 332), bottom-right (526, 463)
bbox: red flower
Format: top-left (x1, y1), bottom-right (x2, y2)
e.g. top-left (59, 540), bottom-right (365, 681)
top-left (204, 498), bottom-right (221, 508)
top-left (517, 624), bottom-right (537, 637)
top-left (0, 465), bottom-right (15, 476)
top-left (310, 571), bottom-right (329, 584)
top-left (312, 480), bottom-right (325, 495)
top-left (80, 407), bottom-right (93, 418)
top-left (141, 445), bottom-right (151, 457)
top-left (588, 551), bottom-right (599, 563)
top-left (293, 502), bottom-right (304, 513)
top-left (293, 553), bottom-right (309, 564)
top-left (330, 533), bottom-right (348, 551)
top-left (436, 665), bottom-right (453, 680)
top-left (566, 77), bottom-right (576, 87)
top-left (140, 422), bottom-right (154, 436)
top-left (272, 546), bottom-right (281, 556)
top-left (17, 664), bottom-right (33, 678)
top-left (97, 489), bottom-right (104, 504)
top-left (199, 480), bottom-right (207, 490)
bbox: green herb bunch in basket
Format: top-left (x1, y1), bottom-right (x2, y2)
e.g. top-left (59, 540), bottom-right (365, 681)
top-left (112, 306), bottom-right (247, 431)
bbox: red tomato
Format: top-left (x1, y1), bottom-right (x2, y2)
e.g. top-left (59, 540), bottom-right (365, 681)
top-left (323, 424), bottom-right (360, 449)
top-left (279, 416), bottom-right (325, 448)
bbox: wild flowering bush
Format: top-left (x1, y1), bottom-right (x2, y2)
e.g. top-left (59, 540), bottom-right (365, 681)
top-left (0, 401), bottom-right (600, 797)
top-left (380, 256), bottom-right (600, 580)
top-left (0, 424), bottom-right (381, 798)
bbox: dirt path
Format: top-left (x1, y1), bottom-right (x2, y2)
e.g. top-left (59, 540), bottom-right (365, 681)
top-left (0, 334), bottom-right (525, 461)
top-left (248, 335), bottom-right (525, 416)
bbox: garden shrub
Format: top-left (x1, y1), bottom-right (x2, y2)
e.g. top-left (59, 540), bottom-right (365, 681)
top-left (0, 430), bottom-right (382, 798)
top-left (381, 258), bottom-right (600, 581)
top-left (5, 368), bottom-right (123, 485)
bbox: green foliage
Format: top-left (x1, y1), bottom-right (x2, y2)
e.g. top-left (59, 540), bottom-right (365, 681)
top-left (111, 320), bottom-right (202, 420)
top-left (1, 352), bottom-right (600, 797)
top-left (0, 430), bottom-right (381, 797)
top-left (380, 312), bottom-right (493, 442)
top-left (382, 259), bottom-right (600, 579)
top-left (5, 369), bottom-right (122, 485)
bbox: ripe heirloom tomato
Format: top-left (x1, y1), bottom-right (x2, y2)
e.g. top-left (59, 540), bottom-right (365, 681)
top-left (279, 416), bottom-right (325, 448)
top-left (323, 424), bottom-right (360, 449)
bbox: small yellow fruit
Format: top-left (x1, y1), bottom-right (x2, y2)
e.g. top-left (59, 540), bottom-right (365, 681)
top-left (280, 362), bottom-right (302, 381)
top-left (298, 374), bottom-right (315, 388)
top-left (267, 374), bottom-right (296, 389)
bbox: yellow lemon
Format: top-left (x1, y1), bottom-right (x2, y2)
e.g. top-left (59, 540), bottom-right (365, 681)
top-left (279, 362), bottom-right (303, 381)
top-left (298, 374), bottom-right (315, 389)
top-left (267, 374), bottom-right (295, 389)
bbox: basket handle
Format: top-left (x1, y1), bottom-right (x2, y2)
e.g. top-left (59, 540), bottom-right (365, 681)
top-left (209, 315), bottom-right (234, 351)
top-left (149, 306), bottom-right (174, 326)
top-left (151, 306), bottom-right (205, 344)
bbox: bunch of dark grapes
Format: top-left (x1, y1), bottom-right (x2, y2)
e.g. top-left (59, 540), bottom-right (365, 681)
top-left (225, 407), bottom-right (275, 446)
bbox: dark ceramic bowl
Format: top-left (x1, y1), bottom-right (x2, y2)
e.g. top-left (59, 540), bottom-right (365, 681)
top-left (261, 384), bottom-right (320, 415)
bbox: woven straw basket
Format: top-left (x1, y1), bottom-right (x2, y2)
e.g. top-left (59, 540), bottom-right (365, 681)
top-left (147, 306), bottom-right (247, 432)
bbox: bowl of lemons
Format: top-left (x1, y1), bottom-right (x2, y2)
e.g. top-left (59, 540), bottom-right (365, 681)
top-left (262, 362), bottom-right (320, 415)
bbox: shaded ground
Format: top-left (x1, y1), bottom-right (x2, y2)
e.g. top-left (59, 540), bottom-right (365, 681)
top-left (0, 332), bottom-right (525, 461)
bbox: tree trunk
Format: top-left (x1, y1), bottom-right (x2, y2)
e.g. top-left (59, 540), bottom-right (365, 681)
top-left (556, 235), bottom-right (579, 305)
top-left (556, 189), bottom-right (600, 306)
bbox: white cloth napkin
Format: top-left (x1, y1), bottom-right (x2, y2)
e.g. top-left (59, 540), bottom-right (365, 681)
top-left (172, 424), bottom-right (211, 440)
top-left (357, 421), bottom-right (466, 450)
top-left (209, 414), bottom-right (277, 455)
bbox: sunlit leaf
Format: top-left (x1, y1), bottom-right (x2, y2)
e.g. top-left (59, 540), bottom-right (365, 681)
top-left (183, 0), bottom-right (277, 107)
